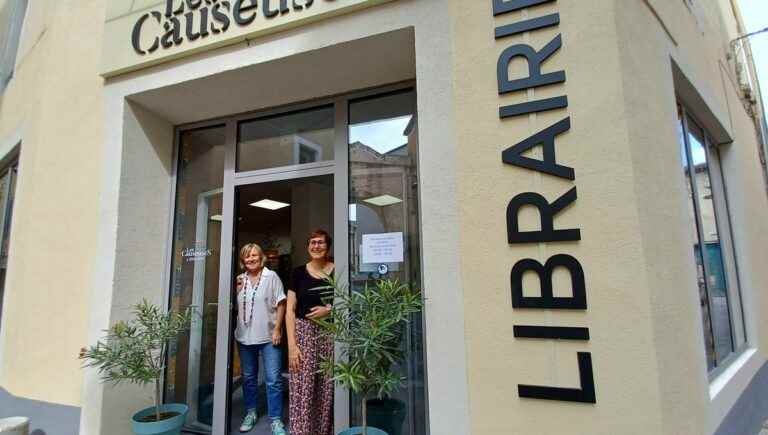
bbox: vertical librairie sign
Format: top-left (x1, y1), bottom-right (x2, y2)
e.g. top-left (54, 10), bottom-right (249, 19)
top-left (102, 0), bottom-right (398, 77)
top-left (492, 0), bottom-right (597, 404)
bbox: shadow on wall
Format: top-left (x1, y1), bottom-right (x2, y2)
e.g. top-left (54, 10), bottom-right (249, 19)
top-left (0, 388), bottom-right (80, 435)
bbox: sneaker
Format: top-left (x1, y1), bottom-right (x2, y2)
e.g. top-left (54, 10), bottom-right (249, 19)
top-left (239, 410), bottom-right (258, 432)
top-left (270, 419), bottom-right (287, 435)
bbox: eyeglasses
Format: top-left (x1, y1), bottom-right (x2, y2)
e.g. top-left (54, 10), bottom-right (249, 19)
top-left (309, 240), bottom-right (327, 246)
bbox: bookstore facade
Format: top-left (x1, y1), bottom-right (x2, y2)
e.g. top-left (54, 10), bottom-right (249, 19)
top-left (2, 1), bottom-right (768, 435)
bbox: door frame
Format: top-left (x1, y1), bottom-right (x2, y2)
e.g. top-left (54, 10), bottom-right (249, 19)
top-left (169, 81), bottom-right (414, 434)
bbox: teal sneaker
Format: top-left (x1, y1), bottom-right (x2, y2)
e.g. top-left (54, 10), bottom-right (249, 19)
top-left (270, 419), bottom-right (287, 435)
top-left (239, 410), bottom-right (258, 432)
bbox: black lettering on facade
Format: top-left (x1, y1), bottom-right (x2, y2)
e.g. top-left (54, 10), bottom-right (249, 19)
top-left (499, 96), bottom-right (568, 118)
top-left (166, 0), bottom-right (185, 18)
top-left (234, 0), bottom-right (259, 25)
top-left (161, 16), bottom-right (183, 48)
top-left (502, 117), bottom-right (574, 180)
top-left (492, 0), bottom-right (597, 404)
top-left (211, 2), bottom-right (232, 33)
top-left (510, 254), bottom-right (586, 309)
top-left (132, 12), bottom-right (162, 55)
top-left (136, 0), bottom-right (314, 54)
top-left (493, 0), bottom-right (556, 17)
top-left (292, 0), bottom-right (313, 11)
top-left (263, 0), bottom-right (280, 18)
top-left (495, 13), bottom-right (560, 39)
top-left (497, 35), bottom-right (565, 94)
top-left (518, 353), bottom-right (596, 403)
top-left (184, 11), bottom-right (202, 40)
top-left (513, 325), bottom-right (589, 340)
top-left (506, 188), bottom-right (580, 243)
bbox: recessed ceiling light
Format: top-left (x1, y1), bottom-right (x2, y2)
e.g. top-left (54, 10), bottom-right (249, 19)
top-left (210, 214), bottom-right (223, 222)
top-left (250, 199), bottom-right (290, 210)
top-left (363, 195), bottom-right (402, 207)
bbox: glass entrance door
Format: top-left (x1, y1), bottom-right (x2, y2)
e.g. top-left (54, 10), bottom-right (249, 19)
top-left (166, 84), bottom-right (426, 435)
top-left (228, 174), bottom-right (333, 435)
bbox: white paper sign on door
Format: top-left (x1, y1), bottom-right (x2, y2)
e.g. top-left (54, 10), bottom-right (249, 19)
top-left (361, 232), bottom-right (404, 264)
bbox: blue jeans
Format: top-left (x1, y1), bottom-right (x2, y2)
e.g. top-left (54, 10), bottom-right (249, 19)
top-left (238, 342), bottom-right (283, 420)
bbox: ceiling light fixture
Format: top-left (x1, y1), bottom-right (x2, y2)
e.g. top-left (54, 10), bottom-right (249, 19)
top-left (363, 194), bottom-right (402, 207)
top-left (250, 199), bottom-right (290, 210)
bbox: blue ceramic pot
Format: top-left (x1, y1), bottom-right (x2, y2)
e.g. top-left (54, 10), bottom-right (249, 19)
top-left (337, 427), bottom-right (388, 435)
top-left (131, 403), bottom-right (188, 435)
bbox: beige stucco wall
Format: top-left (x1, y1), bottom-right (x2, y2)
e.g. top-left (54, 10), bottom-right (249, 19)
top-left (452, 1), bottom-right (667, 433)
top-left (450, 0), bottom-right (768, 434)
top-left (0, 0), bottom-right (104, 407)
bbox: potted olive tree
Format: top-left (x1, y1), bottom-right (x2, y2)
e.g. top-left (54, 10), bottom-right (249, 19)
top-left (79, 299), bottom-right (193, 435)
top-left (314, 277), bottom-right (423, 435)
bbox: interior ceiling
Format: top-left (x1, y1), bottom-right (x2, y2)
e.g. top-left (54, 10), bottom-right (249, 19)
top-left (129, 29), bottom-right (416, 125)
top-left (236, 175), bottom-right (332, 227)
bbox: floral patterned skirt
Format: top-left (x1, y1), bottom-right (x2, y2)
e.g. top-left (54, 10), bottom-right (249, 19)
top-left (289, 318), bottom-right (334, 435)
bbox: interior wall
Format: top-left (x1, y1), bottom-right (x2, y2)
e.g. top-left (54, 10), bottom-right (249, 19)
top-left (291, 181), bottom-right (333, 267)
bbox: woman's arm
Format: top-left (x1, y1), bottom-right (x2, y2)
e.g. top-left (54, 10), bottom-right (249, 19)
top-left (272, 302), bottom-right (286, 345)
top-left (286, 290), bottom-right (301, 371)
top-left (272, 276), bottom-right (287, 345)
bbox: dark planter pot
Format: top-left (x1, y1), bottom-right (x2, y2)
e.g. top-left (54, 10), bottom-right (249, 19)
top-left (131, 403), bottom-right (189, 435)
top-left (366, 398), bottom-right (406, 435)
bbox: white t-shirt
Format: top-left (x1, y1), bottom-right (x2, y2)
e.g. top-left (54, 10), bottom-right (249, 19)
top-left (234, 267), bottom-right (287, 345)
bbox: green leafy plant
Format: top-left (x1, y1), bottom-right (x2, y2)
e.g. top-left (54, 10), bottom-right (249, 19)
top-left (79, 299), bottom-right (193, 423)
top-left (314, 277), bottom-right (423, 435)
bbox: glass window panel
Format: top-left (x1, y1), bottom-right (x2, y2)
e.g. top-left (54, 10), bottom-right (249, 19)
top-left (348, 90), bottom-right (426, 435)
top-left (0, 163), bottom-right (15, 334)
top-left (0, 0), bottom-right (28, 92)
top-left (713, 146), bottom-right (748, 347)
top-left (165, 126), bottom-right (226, 433)
top-left (237, 106), bottom-right (334, 172)
top-left (686, 117), bottom-right (735, 365)
top-left (678, 111), bottom-right (716, 370)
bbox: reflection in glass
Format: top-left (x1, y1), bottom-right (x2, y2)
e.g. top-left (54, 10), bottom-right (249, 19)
top-left (678, 112), bottom-right (716, 370)
top-left (166, 126), bottom-right (226, 433)
top-left (686, 118), bottom-right (734, 364)
top-left (0, 162), bottom-right (16, 333)
top-left (237, 106), bottom-right (334, 172)
top-left (678, 107), bottom-right (737, 370)
top-left (348, 90), bottom-right (426, 435)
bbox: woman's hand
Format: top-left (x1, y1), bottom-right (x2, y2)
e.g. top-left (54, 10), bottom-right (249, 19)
top-left (288, 345), bottom-right (302, 372)
top-left (236, 275), bottom-right (244, 291)
top-left (272, 328), bottom-right (283, 346)
top-left (305, 305), bottom-right (331, 320)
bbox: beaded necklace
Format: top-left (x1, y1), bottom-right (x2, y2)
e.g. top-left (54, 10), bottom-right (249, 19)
top-left (240, 270), bottom-right (263, 326)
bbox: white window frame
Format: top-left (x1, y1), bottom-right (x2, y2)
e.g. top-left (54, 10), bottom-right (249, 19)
top-left (0, 155), bottom-right (19, 336)
top-left (679, 104), bottom-right (748, 378)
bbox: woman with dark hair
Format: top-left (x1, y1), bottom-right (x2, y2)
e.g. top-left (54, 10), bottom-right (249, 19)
top-left (286, 229), bottom-right (335, 435)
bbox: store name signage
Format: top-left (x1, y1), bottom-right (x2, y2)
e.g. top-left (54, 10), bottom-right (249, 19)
top-left (103, 0), bottom-right (392, 76)
top-left (182, 246), bottom-right (213, 262)
top-left (132, 0), bottom-right (317, 55)
top-left (493, 0), bottom-right (596, 404)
